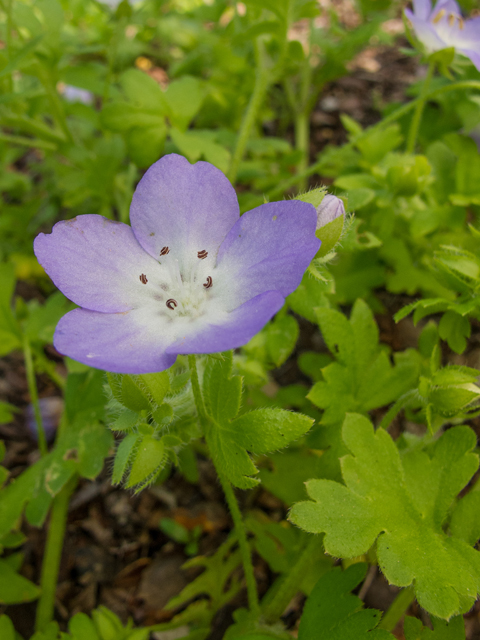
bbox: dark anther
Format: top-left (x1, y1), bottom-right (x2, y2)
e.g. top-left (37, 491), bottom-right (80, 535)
top-left (166, 299), bottom-right (177, 310)
top-left (139, 274), bottom-right (148, 284)
top-left (160, 246), bottom-right (170, 256)
top-left (197, 249), bottom-right (208, 259)
top-left (203, 276), bottom-right (212, 289)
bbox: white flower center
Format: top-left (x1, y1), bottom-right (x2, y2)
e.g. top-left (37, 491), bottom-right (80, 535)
top-left (138, 247), bottom-right (219, 324)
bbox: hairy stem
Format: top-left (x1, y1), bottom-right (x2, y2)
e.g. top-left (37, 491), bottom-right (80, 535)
top-left (262, 534), bottom-right (323, 623)
top-left (377, 586), bottom-right (415, 632)
top-left (228, 41), bottom-right (270, 184)
top-left (23, 336), bottom-right (48, 457)
top-left (187, 355), bottom-right (260, 616)
top-left (35, 475), bottom-right (77, 631)
top-left (406, 60), bottom-right (436, 154)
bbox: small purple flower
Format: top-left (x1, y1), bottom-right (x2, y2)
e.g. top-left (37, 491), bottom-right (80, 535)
top-left (62, 85), bottom-right (94, 106)
top-left (404, 0), bottom-right (480, 71)
top-left (315, 195), bottom-right (345, 229)
top-left (34, 155), bottom-right (319, 374)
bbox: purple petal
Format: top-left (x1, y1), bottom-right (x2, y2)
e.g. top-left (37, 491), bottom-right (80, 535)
top-left (459, 48), bottom-right (480, 71)
top-left (54, 308), bottom-right (177, 374)
top-left (433, 0), bottom-right (461, 15)
top-left (412, 0), bottom-right (431, 20)
top-left (34, 215), bottom-right (161, 313)
top-left (166, 290), bottom-right (285, 354)
top-left (130, 154), bottom-right (240, 270)
top-left (405, 10), bottom-right (446, 51)
top-left (213, 200), bottom-right (320, 309)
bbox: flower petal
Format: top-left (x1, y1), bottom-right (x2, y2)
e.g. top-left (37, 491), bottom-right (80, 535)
top-left (166, 290), bottom-right (285, 354)
top-left (130, 154), bottom-right (240, 269)
top-left (54, 308), bottom-right (177, 374)
top-left (405, 9), bottom-right (446, 51)
top-left (213, 200), bottom-right (320, 310)
top-left (413, 0), bottom-right (431, 20)
top-left (460, 48), bottom-right (480, 71)
top-left (34, 215), bottom-right (161, 313)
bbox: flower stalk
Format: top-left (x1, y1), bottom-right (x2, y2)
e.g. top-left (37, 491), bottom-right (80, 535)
top-left (23, 335), bottom-right (48, 457)
top-left (377, 585), bottom-right (415, 632)
top-left (188, 355), bottom-right (260, 617)
top-left (406, 60), bottom-right (436, 154)
top-left (35, 475), bottom-right (77, 631)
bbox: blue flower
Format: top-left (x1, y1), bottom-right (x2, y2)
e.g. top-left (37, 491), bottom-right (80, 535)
top-left (405, 0), bottom-right (480, 71)
top-left (34, 155), bottom-right (320, 374)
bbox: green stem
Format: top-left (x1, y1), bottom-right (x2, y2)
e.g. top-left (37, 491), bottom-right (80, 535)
top-left (294, 110), bottom-right (309, 192)
top-left (35, 475), bottom-right (77, 631)
top-left (23, 336), bottom-right (48, 457)
top-left (406, 60), bottom-right (436, 154)
top-left (262, 535), bottom-right (323, 623)
top-left (0, 133), bottom-right (57, 151)
top-left (377, 586), bottom-right (415, 632)
top-left (228, 41), bottom-right (270, 184)
top-left (187, 355), bottom-right (260, 617)
top-left (217, 468), bottom-right (260, 617)
top-left (187, 354), bottom-right (207, 422)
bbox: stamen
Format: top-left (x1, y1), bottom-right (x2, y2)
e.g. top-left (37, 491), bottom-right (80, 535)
top-left (448, 12), bottom-right (455, 26)
top-left (197, 250), bottom-right (208, 259)
top-left (160, 246), bottom-right (170, 256)
top-left (139, 274), bottom-right (148, 284)
top-left (166, 298), bottom-right (177, 310)
top-left (459, 16), bottom-right (464, 29)
top-left (432, 8), bottom-right (446, 22)
top-left (203, 276), bottom-right (212, 289)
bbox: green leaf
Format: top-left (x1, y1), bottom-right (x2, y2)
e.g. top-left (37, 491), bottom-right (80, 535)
top-left (170, 128), bottom-right (230, 173)
top-left (298, 564), bottom-right (394, 639)
top-left (266, 315), bottom-right (299, 367)
top-left (138, 372), bottom-right (170, 406)
top-left (203, 352), bottom-right (242, 424)
top-left (287, 271), bottom-right (332, 323)
top-left (165, 535), bottom-right (242, 613)
top-left (295, 187), bottom-right (326, 208)
top-left (229, 408), bottom-right (313, 455)
top-left (112, 433), bottom-right (140, 485)
top-left (127, 435), bottom-right (166, 488)
top-left (65, 370), bottom-right (107, 423)
top-left (450, 491), bottom-right (480, 546)
top-left (206, 424), bottom-right (259, 490)
top-left (126, 123), bottom-right (166, 168)
top-left (121, 376), bottom-right (150, 412)
top-left (315, 213), bottom-right (345, 258)
top-left (119, 68), bottom-right (168, 112)
top-left (0, 615), bottom-right (16, 640)
top-left (403, 615), bottom-right (465, 639)
top-left (0, 558), bottom-right (40, 604)
top-left (290, 414), bottom-right (480, 619)
top-left (69, 612), bottom-right (101, 640)
top-left (164, 76), bottom-right (204, 131)
top-left (111, 409), bottom-right (139, 432)
top-left (438, 311), bottom-right (470, 354)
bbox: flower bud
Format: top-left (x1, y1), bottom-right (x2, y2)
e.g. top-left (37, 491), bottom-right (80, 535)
top-left (316, 194), bottom-right (345, 230)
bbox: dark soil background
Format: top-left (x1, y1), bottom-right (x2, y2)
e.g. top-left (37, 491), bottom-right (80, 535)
top-left (2, 37), bottom-right (480, 640)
